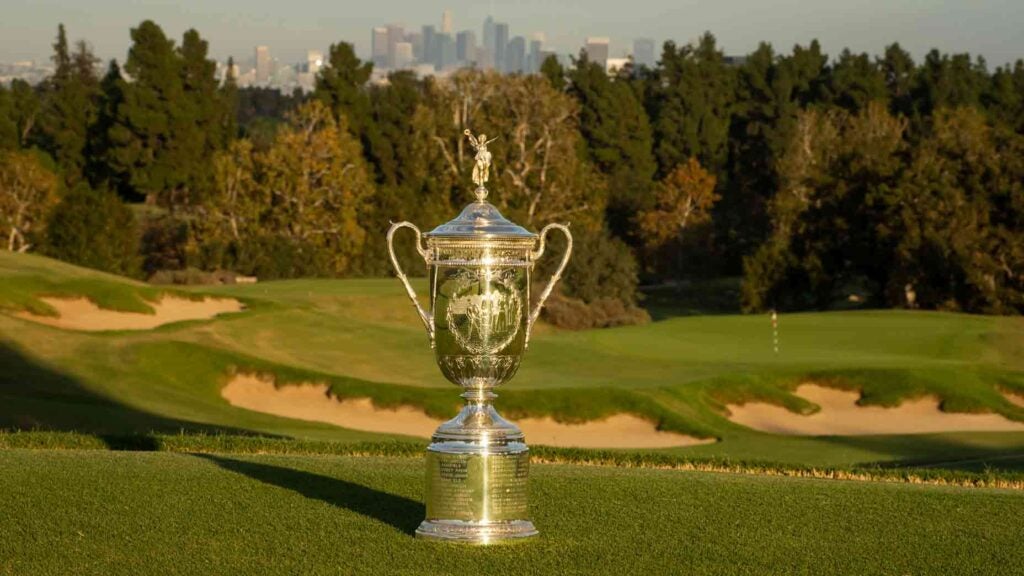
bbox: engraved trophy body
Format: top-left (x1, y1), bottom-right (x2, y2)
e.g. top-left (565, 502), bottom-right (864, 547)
top-left (387, 130), bottom-right (572, 543)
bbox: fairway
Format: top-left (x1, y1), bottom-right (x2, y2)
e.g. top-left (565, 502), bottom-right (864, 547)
top-left (2, 448), bottom-right (1022, 576)
top-left (2, 251), bottom-right (1024, 469)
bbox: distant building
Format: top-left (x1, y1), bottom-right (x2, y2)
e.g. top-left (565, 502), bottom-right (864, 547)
top-left (585, 37), bottom-right (610, 68)
top-left (482, 16), bottom-right (496, 68)
top-left (394, 42), bottom-right (414, 69)
top-left (528, 36), bottom-right (543, 74)
top-left (422, 25), bottom-right (437, 67)
top-left (255, 45), bottom-right (272, 85)
top-left (371, 27), bottom-right (389, 68)
top-left (436, 33), bottom-right (456, 70)
top-left (456, 30), bottom-right (477, 65)
top-left (606, 57), bottom-right (630, 74)
top-left (408, 32), bottom-right (424, 61)
top-left (633, 38), bottom-right (655, 68)
top-left (441, 9), bottom-right (453, 34)
top-left (724, 55), bottom-right (748, 67)
top-left (386, 24), bottom-right (405, 67)
top-left (494, 22), bottom-right (509, 73)
top-left (506, 36), bottom-right (526, 73)
top-left (307, 50), bottom-right (324, 75)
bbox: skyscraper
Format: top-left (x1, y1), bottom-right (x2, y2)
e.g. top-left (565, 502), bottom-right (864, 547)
top-left (482, 16), bottom-right (495, 54)
top-left (494, 22), bottom-right (509, 73)
top-left (585, 37), bottom-right (610, 68)
top-left (506, 36), bottom-right (526, 74)
top-left (393, 42), bottom-right (414, 69)
top-left (633, 38), bottom-right (656, 68)
top-left (386, 24), bottom-right (405, 68)
top-left (441, 10), bottom-right (453, 34)
top-left (436, 33), bottom-right (456, 70)
top-left (421, 25), bottom-right (436, 67)
top-left (528, 33), bottom-right (544, 74)
top-left (254, 45), bottom-right (271, 85)
top-left (456, 30), bottom-right (477, 65)
top-left (371, 27), bottom-right (389, 68)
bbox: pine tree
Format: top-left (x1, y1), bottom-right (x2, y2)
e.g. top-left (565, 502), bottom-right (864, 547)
top-left (102, 20), bottom-right (187, 203)
top-left (826, 49), bottom-right (888, 112)
top-left (649, 33), bottom-right (735, 178)
top-left (313, 42), bottom-right (373, 137)
top-left (540, 54), bottom-right (566, 91)
top-left (0, 85), bottom-right (18, 150)
top-left (568, 53), bottom-right (656, 240)
top-left (36, 25), bottom-right (100, 185)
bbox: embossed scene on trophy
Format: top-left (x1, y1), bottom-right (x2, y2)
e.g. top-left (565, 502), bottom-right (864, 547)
top-left (442, 268), bottom-right (523, 356)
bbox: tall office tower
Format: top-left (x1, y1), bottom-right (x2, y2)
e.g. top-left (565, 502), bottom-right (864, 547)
top-left (527, 34), bottom-right (544, 73)
top-left (372, 27), bottom-right (389, 68)
top-left (494, 22), bottom-right (509, 73)
top-left (408, 32), bottom-right (424, 61)
top-left (456, 30), bottom-right (477, 64)
top-left (307, 50), bottom-right (324, 75)
top-left (633, 37), bottom-right (655, 68)
top-left (506, 36), bottom-right (526, 74)
top-left (393, 42), bottom-right (414, 69)
top-left (435, 33), bottom-right (456, 70)
top-left (482, 16), bottom-right (495, 55)
top-left (421, 25), bottom-right (436, 66)
top-left (441, 9), bottom-right (453, 34)
top-left (386, 24), bottom-right (405, 68)
top-left (254, 45), bottom-right (272, 85)
top-left (585, 37), bottom-right (610, 68)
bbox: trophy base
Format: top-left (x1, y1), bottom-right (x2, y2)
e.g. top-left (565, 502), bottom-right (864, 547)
top-left (419, 400), bottom-right (538, 544)
top-left (415, 519), bottom-right (538, 543)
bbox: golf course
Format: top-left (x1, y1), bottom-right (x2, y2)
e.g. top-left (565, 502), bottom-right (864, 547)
top-left (2, 250), bottom-right (1024, 574)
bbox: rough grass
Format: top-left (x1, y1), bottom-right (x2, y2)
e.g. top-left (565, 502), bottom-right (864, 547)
top-left (1, 449), bottom-right (1022, 576)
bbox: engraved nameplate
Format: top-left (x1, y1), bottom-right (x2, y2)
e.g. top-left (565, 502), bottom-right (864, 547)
top-left (425, 450), bottom-right (530, 522)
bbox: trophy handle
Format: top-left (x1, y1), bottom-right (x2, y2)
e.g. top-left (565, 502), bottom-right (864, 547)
top-left (387, 221), bottom-right (435, 345)
top-left (527, 223), bottom-right (572, 344)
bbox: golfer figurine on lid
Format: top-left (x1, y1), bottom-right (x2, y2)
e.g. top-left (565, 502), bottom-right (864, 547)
top-left (386, 129), bottom-right (572, 543)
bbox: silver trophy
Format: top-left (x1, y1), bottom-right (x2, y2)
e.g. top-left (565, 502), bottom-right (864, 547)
top-left (387, 130), bottom-right (572, 543)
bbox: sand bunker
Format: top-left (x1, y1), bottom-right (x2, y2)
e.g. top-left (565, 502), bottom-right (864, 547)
top-left (17, 295), bottom-right (243, 331)
top-left (222, 374), bottom-right (712, 448)
top-left (1004, 390), bottom-right (1024, 409)
top-left (726, 384), bottom-right (1024, 436)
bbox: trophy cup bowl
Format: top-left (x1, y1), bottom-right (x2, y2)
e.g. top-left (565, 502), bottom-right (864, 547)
top-left (386, 131), bottom-right (571, 544)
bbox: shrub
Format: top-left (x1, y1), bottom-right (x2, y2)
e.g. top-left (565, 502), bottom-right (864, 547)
top-left (44, 184), bottom-right (139, 276)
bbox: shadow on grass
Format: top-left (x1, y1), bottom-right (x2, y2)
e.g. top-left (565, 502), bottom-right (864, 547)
top-left (0, 340), bottom-right (260, 448)
top-left (195, 454), bottom-right (423, 535)
top-left (819, 432), bottom-right (1024, 472)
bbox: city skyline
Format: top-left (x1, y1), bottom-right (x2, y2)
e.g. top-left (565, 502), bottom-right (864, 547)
top-left (2, 0), bottom-right (1023, 69)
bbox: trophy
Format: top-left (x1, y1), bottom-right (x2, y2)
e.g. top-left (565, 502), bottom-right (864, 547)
top-left (386, 130), bottom-right (572, 543)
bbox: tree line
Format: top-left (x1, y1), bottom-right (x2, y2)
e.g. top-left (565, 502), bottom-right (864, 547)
top-left (1, 21), bottom-right (1022, 324)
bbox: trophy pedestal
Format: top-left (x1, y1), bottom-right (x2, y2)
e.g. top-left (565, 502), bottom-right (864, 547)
top-left (416, 399), bottom-right (538, 544)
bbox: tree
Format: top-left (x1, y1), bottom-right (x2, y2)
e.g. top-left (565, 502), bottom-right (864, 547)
top-left (0, 150), bottom-right (60, 252)
top-left (568, 53), bottom-right (657, 239)
top-left (258, 100), bottom-right (375, 275)
top-left (540, 54), bottom-right (566, 91)
top-left (36, 25), bottom-right (101, 186)
top-left (313, 42), bottom-right (373, 138)
top-left (826, 49), bottom-right (888, 112)
top-left (0, 84), bottom-right (18, 150)
top-left (742, 102), bottom-right (907, 310)
top-left (101, 20), bottom-right (185, 203)
top-left (44, 184), bottom-right (139, 276)
top-left (649, 33), bottom-right (735, 177)
top-left (8, 80), bottom-right (39, 148)
top-left (879, 43), bottom-right (915, 116)
top-left (638, 157), bottom-right (719, 248)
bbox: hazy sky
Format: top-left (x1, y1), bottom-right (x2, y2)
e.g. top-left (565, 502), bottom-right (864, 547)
top-left (2, 0), bottom-right (1022, 68)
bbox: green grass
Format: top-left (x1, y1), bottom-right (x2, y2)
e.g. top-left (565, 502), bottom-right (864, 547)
top-left (1, 449), bottom-right (1021, 575)
top-left (1, 251), bottom-right (1024, 471)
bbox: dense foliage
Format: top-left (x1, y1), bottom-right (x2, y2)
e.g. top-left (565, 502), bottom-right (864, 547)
top-left (1, 21), bottom-right (1023, 321)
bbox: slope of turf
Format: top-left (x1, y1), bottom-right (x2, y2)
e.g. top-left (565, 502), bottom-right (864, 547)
top-left (2, 251), bottom-right (1024, 470)
top-left (1, 449), bottom-right (1021, 576)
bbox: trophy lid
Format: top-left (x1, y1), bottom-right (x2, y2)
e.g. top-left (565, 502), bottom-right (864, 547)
top-left (426, 201), bottom-right (536, 239)
top-left (425, 129), bottom-right (537, 241)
